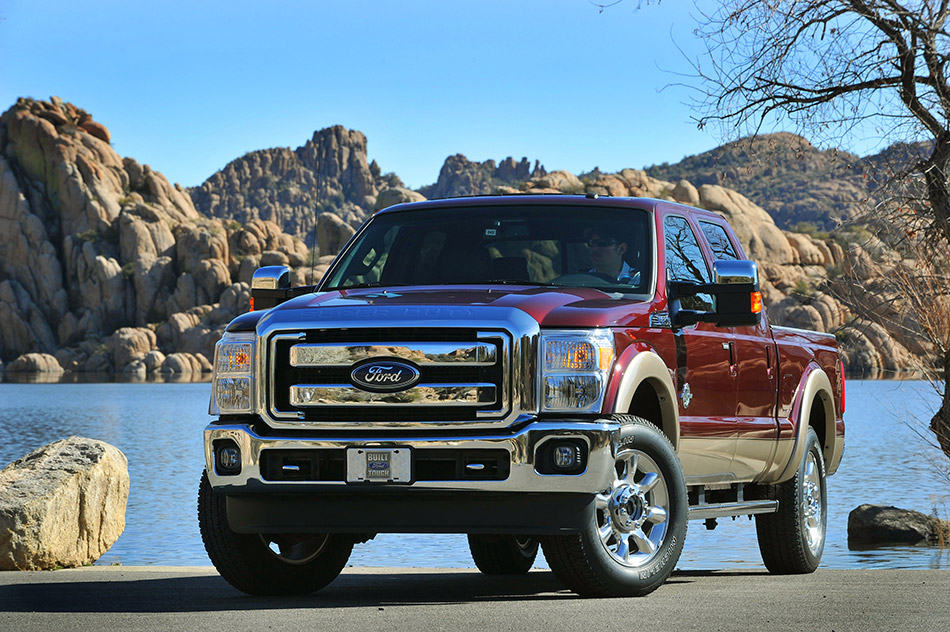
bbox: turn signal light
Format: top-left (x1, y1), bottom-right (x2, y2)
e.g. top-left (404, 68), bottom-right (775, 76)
top-left (751, 291), bottom-right (763, 313)
top-left (249, 296), bottom-right (255, 312)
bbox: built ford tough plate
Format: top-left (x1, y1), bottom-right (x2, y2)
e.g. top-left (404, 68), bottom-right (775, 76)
top-left (199, 195), bottom-right (845, 597)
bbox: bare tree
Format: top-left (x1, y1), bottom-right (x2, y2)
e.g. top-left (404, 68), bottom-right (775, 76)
top-left (686, 1), bottom-right (950, 458)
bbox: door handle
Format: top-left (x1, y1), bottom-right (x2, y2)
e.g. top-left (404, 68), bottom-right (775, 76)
top-left (722, 341), bottom-right (737, 377)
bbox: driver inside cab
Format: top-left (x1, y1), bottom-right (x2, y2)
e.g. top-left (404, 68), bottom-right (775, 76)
top-left (587, 230), bottom-right (639, 284)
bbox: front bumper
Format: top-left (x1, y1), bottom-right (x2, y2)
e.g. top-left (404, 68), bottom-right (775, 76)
top-left (204, 419), bottom-right (620, 533)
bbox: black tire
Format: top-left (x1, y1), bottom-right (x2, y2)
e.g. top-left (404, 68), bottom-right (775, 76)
top-left (541, 416), bottom-right (687, 597)
top-left (755, 427), bottom-right (827, 574)
top-left (198, 471), bottom-right (353, 595)
top-left (467, 534), bottom-right (539, 574)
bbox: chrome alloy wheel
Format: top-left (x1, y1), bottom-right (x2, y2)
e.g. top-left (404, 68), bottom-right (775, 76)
top-left (261, 533), bottom-right (331, 565)
top-left (595, 449), bottom-right (670, 567)
top-left (801, 451), bottom-right (825, 555)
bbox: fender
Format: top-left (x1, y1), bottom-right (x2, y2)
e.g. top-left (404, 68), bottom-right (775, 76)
top-left (607, 344), bottom-right (680, 450)
top-left (773, 363), bottom-right (836, 483)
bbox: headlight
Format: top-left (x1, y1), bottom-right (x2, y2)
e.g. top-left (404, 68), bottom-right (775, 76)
top-left (210, 332), bottom-right (256, 414)
top-left (541, 329), bottom-right (615, 413)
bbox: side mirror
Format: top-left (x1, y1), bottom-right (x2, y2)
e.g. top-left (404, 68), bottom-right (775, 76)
top-left (250, 266), bottom-right (296, 311)
top-left (668, 260), bottom-right (762, 328)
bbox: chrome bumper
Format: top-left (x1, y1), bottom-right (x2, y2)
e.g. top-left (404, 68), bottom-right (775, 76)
top-left (204, 419), bottom-right (620, 494)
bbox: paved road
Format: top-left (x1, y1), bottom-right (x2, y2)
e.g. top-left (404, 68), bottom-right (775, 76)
top-left (1, 566), bottom-right (948, 631)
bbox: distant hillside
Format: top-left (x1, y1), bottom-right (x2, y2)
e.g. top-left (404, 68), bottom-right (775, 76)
top-left (189, 126), bottom-right (387, 244)
top-left (645, 132), bottom-right (871, 230)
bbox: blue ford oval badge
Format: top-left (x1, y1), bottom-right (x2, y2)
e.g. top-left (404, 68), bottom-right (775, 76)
top-left (351, 360), bottom-right (421, 393)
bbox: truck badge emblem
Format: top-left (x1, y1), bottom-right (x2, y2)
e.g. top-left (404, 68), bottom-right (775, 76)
top-left (351, 360), bottom-right (421, 393)
top-left (681, 383), bottom-right (692, 409)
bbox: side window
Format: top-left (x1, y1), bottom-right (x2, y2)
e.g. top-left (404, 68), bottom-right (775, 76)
top-left (664, 215), bottom-right (713, 311)
top-left (700, 221), bottom-right (739, 261)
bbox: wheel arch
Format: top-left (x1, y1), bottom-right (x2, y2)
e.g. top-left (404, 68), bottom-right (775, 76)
top-left (775, 365), bottom-right (837, 482)
top-left (610, 350), bottom-right (680, 451)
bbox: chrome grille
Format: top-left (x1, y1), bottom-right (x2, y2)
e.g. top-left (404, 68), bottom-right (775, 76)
top-left (268, 328), bottom-right (510, 423)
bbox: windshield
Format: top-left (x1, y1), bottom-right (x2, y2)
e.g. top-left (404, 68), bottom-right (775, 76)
top-left (322, 205), bottom-right (653, 294)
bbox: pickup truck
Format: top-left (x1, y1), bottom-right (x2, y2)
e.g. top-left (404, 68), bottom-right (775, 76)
top-left (198, 194), bottom-right (845, 597)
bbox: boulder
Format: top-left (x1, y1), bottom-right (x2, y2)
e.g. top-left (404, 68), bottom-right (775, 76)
top-left (671, 179), bottom-right (701, 206)
top-left (534, 170), bottom-right (584, 194)
top-left (7, 353), bottom-right (64, 373)
top-left (0, 436), bottom-right (129, 570)
top-left (161, 351), bottom-right (210, 374)
top-left (143, 349), bottom-right (165, 372)
top-left (317, 212), bottom-right (356, 257)
top-left (848, 504), bottom-right (949, 546)
top-left (109, 326), bottom-right (156, 369)
top-left (374, 186), bottom-right (426, 212)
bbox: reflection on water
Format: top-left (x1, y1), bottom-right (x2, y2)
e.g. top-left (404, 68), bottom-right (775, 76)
top-left (0, 379), bottom-right (947, 569)
top-left (1, 371), bottom-right (211, 385)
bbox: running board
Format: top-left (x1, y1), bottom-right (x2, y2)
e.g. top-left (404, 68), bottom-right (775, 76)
top-left (688, 500), bottom-right (778, 520)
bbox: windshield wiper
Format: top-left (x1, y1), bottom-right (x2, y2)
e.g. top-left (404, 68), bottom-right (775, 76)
top-left (330, 282), bottom-right (413, 290)
top-left (487, 279), bottom-right (560, 287)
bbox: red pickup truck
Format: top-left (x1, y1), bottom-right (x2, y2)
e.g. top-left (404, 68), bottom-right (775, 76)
top-left (199, 195), bottom-right (845, 597)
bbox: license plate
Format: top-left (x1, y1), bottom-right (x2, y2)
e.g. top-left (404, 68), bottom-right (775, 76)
top-left (346, 448), bottom-right (411, 483)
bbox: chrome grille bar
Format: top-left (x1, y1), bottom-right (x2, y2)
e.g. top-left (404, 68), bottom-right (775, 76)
top-left (289, 342), bottom-right (496, 367)
top-left (290, 383), bottom-right (497, 406)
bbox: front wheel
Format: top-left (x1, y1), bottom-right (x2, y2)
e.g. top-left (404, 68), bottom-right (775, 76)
top-left (198, 471), bottom-right (353, 595)
top-left (467, 534), bottom-right (539, 574)
top-left (755, 427), bottom-right (827, 573)
top-left (542, 416), bottom-right (687, 597)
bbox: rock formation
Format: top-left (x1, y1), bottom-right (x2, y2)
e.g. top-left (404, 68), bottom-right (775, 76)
top-left (189, 125), bottom-right (382, 249)
top-left (0, 97), bottom-right (310, 373)
top-left (419, 154), bottom-right (546, 199)
top-left (0, 436), bottom-right (129, 570)
top-left (0, 97), bottom-right (925, 377)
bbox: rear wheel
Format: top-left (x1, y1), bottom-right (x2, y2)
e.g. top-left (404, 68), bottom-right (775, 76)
top-left (467, 534), bottom-right (539, 574)
top-left (198, 471), bottom-right (352, 595)
top-left (542, 416), bottom-right (687, 597)
top-left (755, 427), bottom-right (827, 574)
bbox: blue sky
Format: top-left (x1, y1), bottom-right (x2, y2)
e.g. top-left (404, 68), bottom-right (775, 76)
top-left (3, 1), bottom-right (728, 189)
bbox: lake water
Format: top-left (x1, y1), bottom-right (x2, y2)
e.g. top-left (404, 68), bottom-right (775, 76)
top-left (0, 379), bottom-right (947, 570)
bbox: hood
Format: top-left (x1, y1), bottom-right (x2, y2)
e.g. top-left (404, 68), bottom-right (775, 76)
top-left (267, 285), bottom-right (654, 329)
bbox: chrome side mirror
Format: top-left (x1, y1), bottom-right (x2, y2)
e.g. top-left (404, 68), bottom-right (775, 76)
top-left (250, 266), bottom-right (292, 311)
top-left (669, 260), bottom-right (762, 328)
top-left (251, 266), bottom-right (291, 290)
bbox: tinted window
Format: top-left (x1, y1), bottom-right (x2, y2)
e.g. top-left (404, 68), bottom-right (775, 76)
top-left (664, 215), bottom-right (712, 311)
top-left (700, 221), bottom-right (739, 261)
top-left (322, 205), bottom-right (653, 295)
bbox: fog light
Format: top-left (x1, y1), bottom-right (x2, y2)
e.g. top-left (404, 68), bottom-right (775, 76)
top-left (554, 444), bottom-right (578, 469)
top-left (215, 442), bottom-right (242, 475)
top-left (536, 439), bottom-right (587, 475)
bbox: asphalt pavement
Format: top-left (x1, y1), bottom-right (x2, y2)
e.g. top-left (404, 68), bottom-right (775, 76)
top-left (1, 566), bottom-right (948, 631)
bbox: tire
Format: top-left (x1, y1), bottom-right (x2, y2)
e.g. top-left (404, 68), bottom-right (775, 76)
top-left (755, 427), bottom-right (827, 574)
top-left (467, 535), bottom-right (539, 574)
top-left (541, 416), bottom-right (687, 597)
top-left (198, 471), bottom-right (353, 595)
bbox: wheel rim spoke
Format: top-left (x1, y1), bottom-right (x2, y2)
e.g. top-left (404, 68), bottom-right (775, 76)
top-left (622, 453), bottom-right (640, 484)
top-left (631, 528), bottom-right (656, 555)
top-left (616, 536), bottom-right (630, 562)
top-left (595, 493), bottom-right (610, 511)
top-left (645, 505), bottom-right (668, 524)
top-left (599, 522), bottom-right (614, 543)
top-left (639, 472), bottom-right (659, 492)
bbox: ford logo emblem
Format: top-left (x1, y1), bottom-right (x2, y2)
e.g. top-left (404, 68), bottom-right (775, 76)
top-left (368, 461), bottom-right (389, 471)
top-left (351, 360), bottom-right (421, 393)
